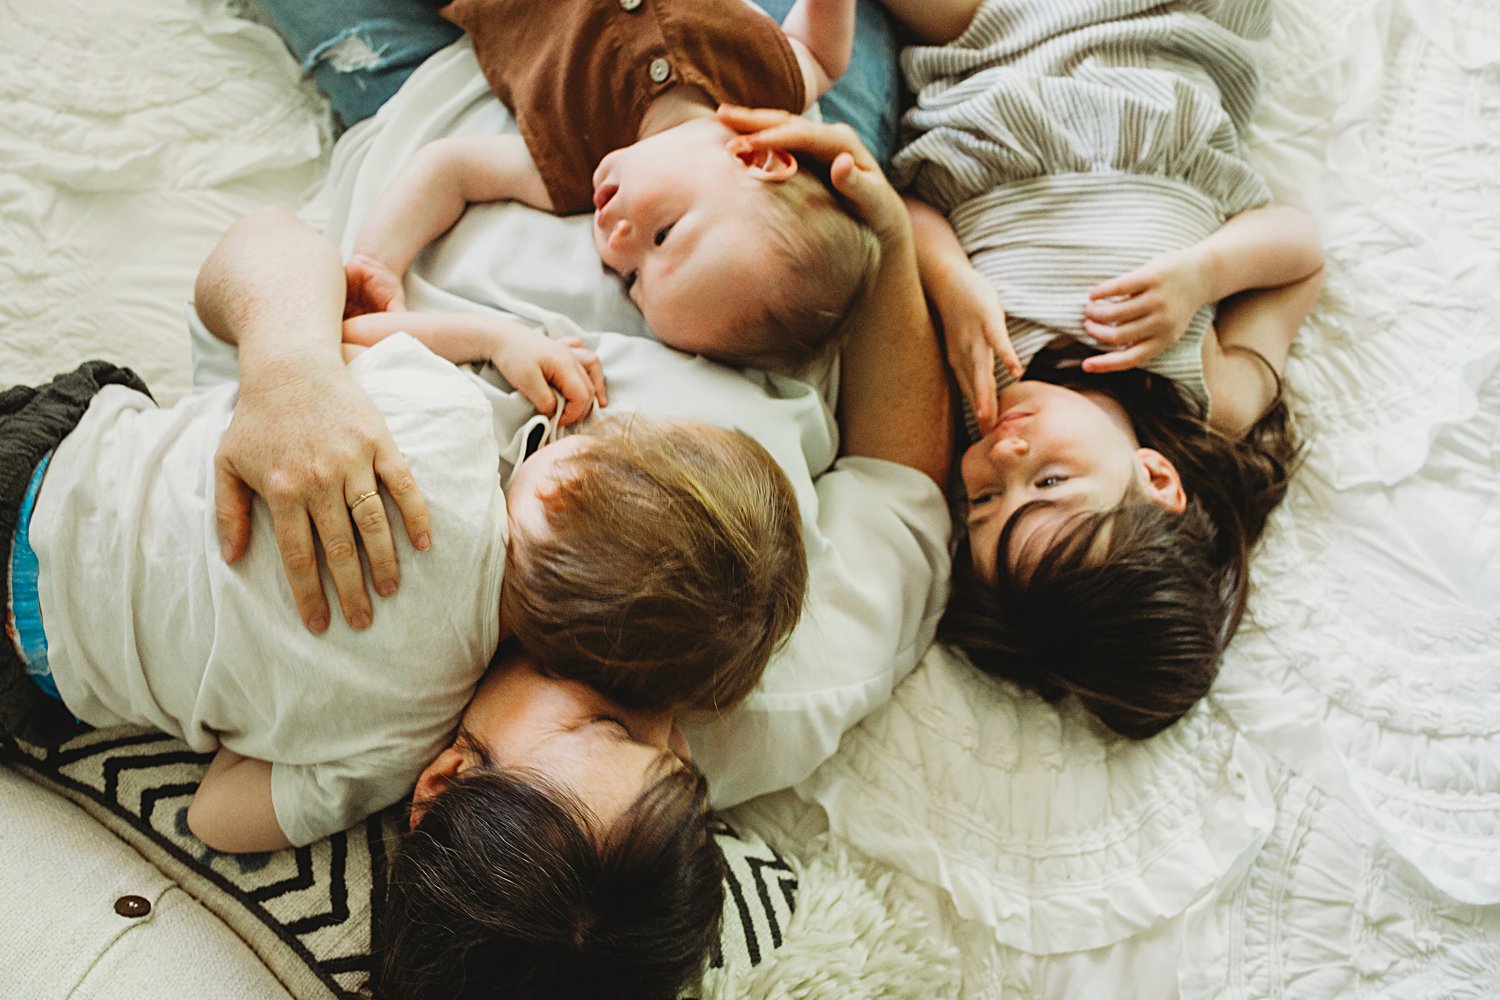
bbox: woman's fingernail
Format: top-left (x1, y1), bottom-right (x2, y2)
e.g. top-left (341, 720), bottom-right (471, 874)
top-left (308, 614), bottom-right (328, 633)
top-left (416, 533), bottom-right (430, 551)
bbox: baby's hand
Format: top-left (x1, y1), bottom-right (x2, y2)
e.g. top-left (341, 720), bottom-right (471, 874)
top-left (492, 333), bottom-right (607, 427)
top-left (344, 254), bottom-right (407, 319)
top-left (1081, 250), bottom-right (1210, 373)
top-left (931, 260), bottom-right (1019, 432)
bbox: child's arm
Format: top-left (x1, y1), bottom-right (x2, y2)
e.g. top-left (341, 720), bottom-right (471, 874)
top-left (781, 0), bottom-right (856, 105)
top-left (1202, 267), bottom-right (1325, 437)
top-left (907, 197), bottom-right (1021, 432)
top-left (342, 310), bottom-right (607, 425)
top-left (195, 207), bottom-right (431, 635)
top-left (720, 106), bottom-right (951, 486)
top-left (877, 0), bottom-right (983, 45)
top-left (187, 748), bottom-right (292, 854)
top-left (1081, 206), bottom-right (1324, 375)
top-left (346, 135), bottom-right (552, 316)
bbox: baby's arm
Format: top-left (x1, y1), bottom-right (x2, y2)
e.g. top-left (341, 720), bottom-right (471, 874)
top-left (188, 748), bottom-right (292, 853)
top-left (781, 0), bottom-right (856, 105)
top-left (1081, 206), bottom-right (1324, 375)
top-left (347, 135), bottom-right (553, 315)
top-left (907, 197), bottom-right (1021, 432)
top-left (343, 310), bottom-right (606, 425)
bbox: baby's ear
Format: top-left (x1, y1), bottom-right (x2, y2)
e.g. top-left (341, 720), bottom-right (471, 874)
top-left (735, 145), bottom-right (798, 183)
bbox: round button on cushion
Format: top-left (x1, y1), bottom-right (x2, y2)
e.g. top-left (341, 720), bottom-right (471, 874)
top-left (114, 894), bottom-right (152, 918)
top-left (648, 57), bottom-right (671, 83)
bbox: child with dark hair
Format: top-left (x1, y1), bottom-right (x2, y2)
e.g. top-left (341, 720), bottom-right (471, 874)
top-left (0, 207), bottom-right (806, 856)
top-left (342, 0), bottom-right (883, 367)
top-left (724, 0), bottom-right (1322, 733)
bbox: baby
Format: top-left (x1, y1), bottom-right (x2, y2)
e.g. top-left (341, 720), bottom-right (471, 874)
top-left (344, 0), bottom-right (880, 366)
top-left (0, 208), bottom-right (807, 854)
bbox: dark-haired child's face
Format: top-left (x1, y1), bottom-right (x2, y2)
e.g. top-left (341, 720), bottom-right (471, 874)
top-left (961, 381), bottom-right (1184, 582)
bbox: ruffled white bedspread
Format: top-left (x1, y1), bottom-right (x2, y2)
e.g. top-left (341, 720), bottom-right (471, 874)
top-left (753, 0), bottom-right (1500, 994)
top-left (2, 0), bottom-right (1498, 997)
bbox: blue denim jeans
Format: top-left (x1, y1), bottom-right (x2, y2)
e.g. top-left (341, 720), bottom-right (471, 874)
top-left (253, 0), bottom-right (904, 162)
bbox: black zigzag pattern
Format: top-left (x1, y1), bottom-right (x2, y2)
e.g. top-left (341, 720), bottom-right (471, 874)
top-left (1, 730), bottom-right (388, 999)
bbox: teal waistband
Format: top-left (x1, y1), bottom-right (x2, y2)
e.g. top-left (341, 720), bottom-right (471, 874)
top-left (10, 451), bottom-right (57, 700)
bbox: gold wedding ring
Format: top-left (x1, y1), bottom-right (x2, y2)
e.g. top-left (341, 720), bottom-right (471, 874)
top-left (350, 489), bottom-right (381, 511)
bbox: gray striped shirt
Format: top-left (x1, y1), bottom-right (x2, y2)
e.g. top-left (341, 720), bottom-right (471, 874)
top-left (893, 0), bottom-right (1274, 431)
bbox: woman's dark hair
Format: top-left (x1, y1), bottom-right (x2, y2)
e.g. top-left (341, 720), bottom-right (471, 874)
top-left (369, 751), bottom-right (725, 1000)
top-left (944, 342), bottom-right (1301, 736)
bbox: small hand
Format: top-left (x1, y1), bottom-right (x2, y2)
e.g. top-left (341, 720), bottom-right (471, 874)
top-left (492, 331), bottom-right (607, 426)
top-left (215, 361), bottom-right (430, 634)
top-left (932, 260), bottom-right (1020, 432)
top-left (717, 105), bottom-right (907, 243)
top-left (344, 254), bottom-right (407, 319)
top-left (1081, 250), bottom-right (1209, 373)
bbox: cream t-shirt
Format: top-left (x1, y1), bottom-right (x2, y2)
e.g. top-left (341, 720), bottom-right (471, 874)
top-left (32, 334), bottom-right (506, 846)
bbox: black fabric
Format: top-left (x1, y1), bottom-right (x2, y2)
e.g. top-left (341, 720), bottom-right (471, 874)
top-left (0, 361), bottom-right (151, 745)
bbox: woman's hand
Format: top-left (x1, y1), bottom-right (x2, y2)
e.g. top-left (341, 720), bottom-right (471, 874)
top-left (216, 356), bottom-right (430, 634)
top-left (1081, 249), bottom-right (1210, 373)
top-left (343, 253), bottom-right (407, 318)
top-left (343, 310), bottom-right (606, 425)
top-left (717, 104), bottom-right (908, 243)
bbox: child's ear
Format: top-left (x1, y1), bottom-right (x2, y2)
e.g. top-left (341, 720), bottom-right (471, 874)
top-left (1137, 448), bottom-right (1187, 514)
top-left (410, 746), bottom-right (467, 830)
top-left (735, 145), bottom-right (798, 183)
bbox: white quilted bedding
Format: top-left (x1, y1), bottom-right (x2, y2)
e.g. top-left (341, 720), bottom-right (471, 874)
top-left (3, 0), bottom-right (1498, 996)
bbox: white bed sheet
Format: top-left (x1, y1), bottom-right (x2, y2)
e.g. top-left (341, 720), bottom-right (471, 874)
top-left (2, 0), bottom-right (1498, 997)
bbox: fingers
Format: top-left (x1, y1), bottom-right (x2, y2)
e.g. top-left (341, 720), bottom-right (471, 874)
top-left (373, 446), bottom-right (431, 553)
top-left (347, 479), bottom-right (400, 600)
top-left (569, 343), bottom-right (608, 408)
top-left (1084, 295), bottom-right (1154, 327)
top-left (981, 315), bottom-right (1023, 380)
top-left (213, 462), bottom-right (254, 564)
top-left (1080, 342), bottom-right (1156, 374)
top-left (724, 115), bottom-right (876, 173)
top-left (1084, 317), bottom-right (1159, 347)
top-left (716, 104), bottom-right (796, 134)
top-left (1089, 270), bottom-right (1150, 301)
top-left (307, 490), bottom-right (372, 632)
top-left (265, 495), bottom-right (332, 634)
top-left (546, 353), bottom-right (603, 425)
top-left (510, 364), bottom-right (560, 418)
top-left (969, 343), bottom-right (999, 432)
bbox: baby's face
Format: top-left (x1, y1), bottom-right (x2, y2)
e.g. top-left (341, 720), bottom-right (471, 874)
top-left (592, 119), bottom-right (787, 360)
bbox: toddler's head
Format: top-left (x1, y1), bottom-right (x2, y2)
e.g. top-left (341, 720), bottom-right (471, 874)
top-left (591, 118), bottom-right (879, 367)
top-left (502, 415), bottom-right (807, 712)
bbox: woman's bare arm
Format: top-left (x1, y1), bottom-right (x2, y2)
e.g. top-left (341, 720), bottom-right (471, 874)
top-left (195, 207), bottom-right (431, 634)
top-left (720, 106), bottom-right (951, 485)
